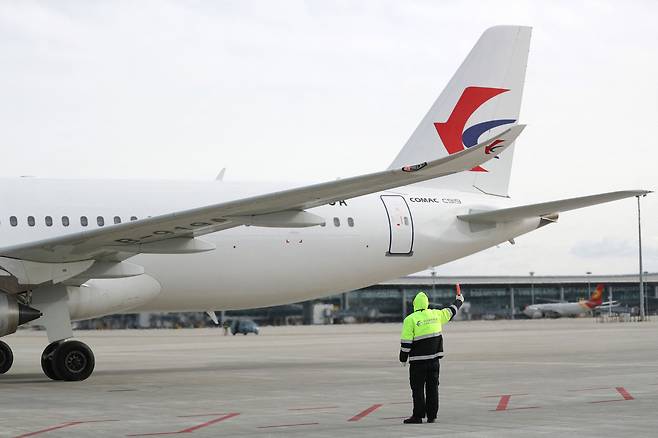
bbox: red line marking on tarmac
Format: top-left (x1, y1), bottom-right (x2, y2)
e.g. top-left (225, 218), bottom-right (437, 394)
top-left (181, 413), bottom-right (240, 433)
top-left (16, 420), bottom-right (118, 438)
top-left (483, 393), bottom-right (528, 398)
top-left (177, 413), bottom-right (228, 418)
top-left (348, 404), bottom-right (383, 422)
top-left (567, 386), bottom-right (612, 392)
top-left (491, 395), bottom-right (539, 412)
top-left (288, 406), bottom-right (338, 411)
top-left (257, 422), bottom-right (319, 429)
top-left (616, 387), bottom-right (634, 400)
top-left (126, 413), bottom-right (239, 436)
top-left (589, 387), bottom-right (635, 404)
top-left (494, 395), bottom-right (511, 411)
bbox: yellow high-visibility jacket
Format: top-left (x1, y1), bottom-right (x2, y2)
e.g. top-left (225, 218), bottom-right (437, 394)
top-left (399, 292), bottom-right (461, 362)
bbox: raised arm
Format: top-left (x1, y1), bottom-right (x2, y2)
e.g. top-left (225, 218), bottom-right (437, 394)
top-left (436, 284), bottom-right (465, 324)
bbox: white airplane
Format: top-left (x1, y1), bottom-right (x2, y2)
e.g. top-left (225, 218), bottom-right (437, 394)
top-left (523, 284), bottom-right (606, 318)
top-left (0, 26), bottom-right (648, 381)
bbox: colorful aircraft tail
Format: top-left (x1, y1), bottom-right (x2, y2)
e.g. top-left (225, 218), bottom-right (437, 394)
top-left (388, 26), bottom-right (531, 197)
top-left (585, 284), bottom-right (605, 308)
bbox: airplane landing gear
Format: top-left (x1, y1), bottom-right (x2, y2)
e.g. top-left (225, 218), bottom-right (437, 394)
top-left (41, 341), bottom-right (62, 380)
top-left (0, 340), bottom-right (13, 374)
top-left (41, 340), bottom-right (95, 381)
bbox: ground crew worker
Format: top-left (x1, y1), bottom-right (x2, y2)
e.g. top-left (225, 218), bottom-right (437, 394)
top-left (399, 287), bottom-right (464, 424)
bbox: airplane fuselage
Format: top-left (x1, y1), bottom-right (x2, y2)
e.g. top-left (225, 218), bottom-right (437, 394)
top-left (0, 178), bottom-right (540, 313)
top-left (523, 302), bottom-right (595, 318)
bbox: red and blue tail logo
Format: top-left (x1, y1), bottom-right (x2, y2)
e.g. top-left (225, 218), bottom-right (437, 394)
top-left (434, 86), bottom-right (516, 172)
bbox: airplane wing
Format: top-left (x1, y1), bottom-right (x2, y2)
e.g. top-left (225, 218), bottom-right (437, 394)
top-left (0, 125), bottom-right (524, 267)
top-left (457, 191), bottom-right (651, 224)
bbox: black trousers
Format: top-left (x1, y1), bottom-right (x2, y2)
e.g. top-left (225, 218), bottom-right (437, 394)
top-left (409, 359), bottom-right (440, 419)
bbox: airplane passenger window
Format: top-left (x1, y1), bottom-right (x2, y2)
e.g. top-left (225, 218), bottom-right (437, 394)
top-left (130, 216), bottom-right (138, 221)
top-left (347, 217), bottom-right (355, 227)
top-left (333, 217), bottom-right (340, 227)
top-left (27, 216), bottom-right (35, 227)
top-left (97, 216), bottom-right (105, 227)
top-left (80, 216), bottom-right (88, 227)
top-left (403, 217), bottom-right (409, 226)
top-left (45, 216), bottom-right (53, 227)
top-left (62, 216), bottom-right (70, 227)
top-left (114, 216), bottom-right (121, 224)
top-left (9, 216), bottom-right (17, 227)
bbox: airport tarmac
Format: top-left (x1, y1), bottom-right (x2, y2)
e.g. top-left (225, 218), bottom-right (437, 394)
top-left (1, 318), bottom-right (657, 437)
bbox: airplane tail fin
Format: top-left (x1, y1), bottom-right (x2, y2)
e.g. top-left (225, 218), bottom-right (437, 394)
top-left (585, 284), bottom-right (605, 308)
top-left (388, 25), bottom-right (532, 197)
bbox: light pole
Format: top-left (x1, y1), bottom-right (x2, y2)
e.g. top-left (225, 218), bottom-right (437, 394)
top-left (637, 195), bottom-right (645, 321)
top-left (431, 269), bottom-right (437, 300)
top-left (585, 271), bottom-right (592, 318)
top-left (644, 271), bottom-right (649, 317)
top-left (529, 271), bottom-right (535, 305)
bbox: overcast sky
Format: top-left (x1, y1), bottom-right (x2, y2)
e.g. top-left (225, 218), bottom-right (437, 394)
top-left (0, 0), bottom-right (656, 276)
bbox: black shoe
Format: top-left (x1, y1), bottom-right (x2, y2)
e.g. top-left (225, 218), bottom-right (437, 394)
top-left (427, 418), bottom-right (436, 423)
top-left (403, 417), bottom-right (423, 424)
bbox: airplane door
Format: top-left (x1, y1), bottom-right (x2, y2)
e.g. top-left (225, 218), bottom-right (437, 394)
top-left (380, 195), bottom-right (414, 256)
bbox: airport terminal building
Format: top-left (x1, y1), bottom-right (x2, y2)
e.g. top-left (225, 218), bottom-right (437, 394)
top-left (248, 273), bottom-right (658, 325)
top-left (78, 273), bottom-right (658, 329)
top-left (333, 273), bottom-right (658, 322)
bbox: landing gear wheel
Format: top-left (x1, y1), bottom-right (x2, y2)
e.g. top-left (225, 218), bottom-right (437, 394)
top-left (0, 341), bottom-right (13, 374)
top-left (41, 341), bottom-right (63, 380)
top-left (51, 340), bottom-right (95, 382)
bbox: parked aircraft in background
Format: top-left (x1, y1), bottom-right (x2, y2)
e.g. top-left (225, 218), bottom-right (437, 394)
top-left (0, 26), bottom-right (648, 381)
top-left (523, 284), bottom-right (609, 318)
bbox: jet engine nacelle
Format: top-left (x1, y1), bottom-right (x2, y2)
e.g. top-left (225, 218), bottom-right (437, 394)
top-left (0, 293), bottom-right (42, 337)
top-left (67, 275), bottom-right (161, 321)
